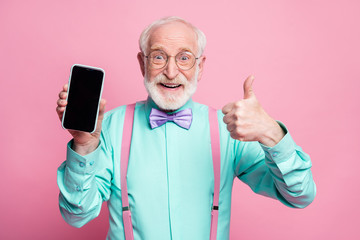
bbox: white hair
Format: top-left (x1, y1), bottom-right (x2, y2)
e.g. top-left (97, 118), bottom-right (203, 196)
top-left (139, 16), bottom-right (207, 57)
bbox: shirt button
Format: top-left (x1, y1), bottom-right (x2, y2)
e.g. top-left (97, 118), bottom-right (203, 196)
top-left (76, 186), bottom-right (81, 192)
top-left (89, 161), bottom-right (94, 166)
top-left (272, 152), bottom-right (278, 157)
top-left (79, 162), bottom-right (85, 167)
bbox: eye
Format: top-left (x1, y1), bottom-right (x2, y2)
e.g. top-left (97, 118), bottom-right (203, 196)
top-left (180, 55), bottom-right (189, 61)
top-left (154, 55), bottom-right (164, 60)
top-left (177, 52), bottom-right (192, 62)
top-left (150, 51), bottom-right (167, 63)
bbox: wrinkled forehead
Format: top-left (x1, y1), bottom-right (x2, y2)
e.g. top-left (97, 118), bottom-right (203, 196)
top-left (147, 22), bottom-right (198, 55)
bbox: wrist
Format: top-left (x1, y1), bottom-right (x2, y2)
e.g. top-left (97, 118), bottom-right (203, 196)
top-left (72, 139), bottom-right (99, 156)
top-left (259, 120), bottom-right (285, 147)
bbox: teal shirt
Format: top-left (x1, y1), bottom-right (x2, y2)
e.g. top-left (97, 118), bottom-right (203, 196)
top-left (57, 98), bottom-right (316, 240)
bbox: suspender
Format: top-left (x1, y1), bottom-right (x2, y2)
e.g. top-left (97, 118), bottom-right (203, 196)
top-left (121, 103), bottom-right (136, 240)
top-left (121, 104), bottom-right (221, 240)
top-left (208, 107), bottom-right (221, 240)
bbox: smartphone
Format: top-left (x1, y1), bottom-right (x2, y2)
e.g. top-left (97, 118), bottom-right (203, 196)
top-left (62, 64), bottom-right (105, 133)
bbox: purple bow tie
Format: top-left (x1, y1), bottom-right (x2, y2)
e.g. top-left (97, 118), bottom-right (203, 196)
top-left (149, 108), bottom-right (193, 130)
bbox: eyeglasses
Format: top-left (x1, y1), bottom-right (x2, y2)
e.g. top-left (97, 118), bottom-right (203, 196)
top-left (145, 50), bottom-right (199, 71)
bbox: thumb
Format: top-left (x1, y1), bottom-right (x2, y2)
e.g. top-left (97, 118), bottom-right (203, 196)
top-left (98, 99), bottom-right (107, 120)
top-left (243, 75), bottom-right (255, 99)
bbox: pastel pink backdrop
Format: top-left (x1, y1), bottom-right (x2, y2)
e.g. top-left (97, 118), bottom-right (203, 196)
top-left (1, 0), bottom-right (359, 239)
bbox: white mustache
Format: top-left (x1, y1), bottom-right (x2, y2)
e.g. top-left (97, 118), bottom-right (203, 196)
top-left (152, 73), bottom-right (188, 85)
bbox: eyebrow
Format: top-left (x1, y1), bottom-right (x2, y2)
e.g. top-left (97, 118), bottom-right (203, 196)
top-left (149, 45), bottom-right (164, 51)
top-left (150, 45), bottom-right (194, 54)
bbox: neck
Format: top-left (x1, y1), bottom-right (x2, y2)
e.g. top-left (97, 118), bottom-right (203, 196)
top-left (147, 96), bottom-right (193, 114)
top-left (161, 108), bottom-right (179, 113)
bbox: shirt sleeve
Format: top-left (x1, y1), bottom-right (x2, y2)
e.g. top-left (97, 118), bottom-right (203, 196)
top-left (233, 122), bottom-right (316, 208)
top-left (57, 129), bottom-right (113, 227)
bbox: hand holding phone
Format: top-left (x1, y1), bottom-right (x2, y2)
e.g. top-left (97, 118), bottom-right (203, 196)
top-left (62, 64), bottom-right (105, 133)
top-left (56, 64), bottom-right (106, 155)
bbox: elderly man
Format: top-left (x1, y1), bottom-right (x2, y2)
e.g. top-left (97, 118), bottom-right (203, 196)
top-left (56, 16), bottom-right (316, 240)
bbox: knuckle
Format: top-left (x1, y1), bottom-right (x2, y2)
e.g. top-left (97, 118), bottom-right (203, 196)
top-left (223, 115), bottom-right (229, 124)
top-left (226, 123), bottom-right (233, 132)
top-left (234, 119), bottom-right (242, 127)
top-left (226, 125), bottom-right (231, 132)
top-left (235, 129), bottom-right (242, 137)
top-left (230, 132), bottom-right (237, 139)
top-left (58, 99), bottom-right (67, 106)
top-left (234, 111), bottom-right (242, 121)
top-left (234, 101), bottom-right (242, 108)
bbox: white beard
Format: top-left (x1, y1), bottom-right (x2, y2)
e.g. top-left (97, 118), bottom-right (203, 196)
top-left (144, 66), bottom-right (199, 111)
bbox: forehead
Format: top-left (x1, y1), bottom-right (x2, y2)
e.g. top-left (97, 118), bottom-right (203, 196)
top-left (148, 22), bottom-right (198, 54)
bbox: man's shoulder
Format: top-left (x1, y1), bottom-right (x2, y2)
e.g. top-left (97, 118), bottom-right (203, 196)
top-left (192, 101), bottom-right (209, 111)
top-left (103, 100), bottom-right (147, 122)
top-left (104, 105), bottom-right (126, 121)
top-left (192, 101), bottom-right (222, 116)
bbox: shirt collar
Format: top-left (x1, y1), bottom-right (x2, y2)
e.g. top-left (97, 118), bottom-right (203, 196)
top-left (144, 96), bottom-right (194, 127)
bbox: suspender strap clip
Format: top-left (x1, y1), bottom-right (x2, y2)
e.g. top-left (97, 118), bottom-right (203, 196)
top-left (122, 206), bottom-right (130, 211)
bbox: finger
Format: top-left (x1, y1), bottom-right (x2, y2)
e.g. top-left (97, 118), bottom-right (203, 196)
top-left (57, 98), bottom-right (67, 107)
top-left (63, 83), bottom-right (68, 92)
top-left (230, 131), bottom-right (241, 141)
top-left (222, 102), bottom-right (234, 114)
top-left (59, 91), bottom-right (67, 99)
top-left (223, 111), bottom-right (236, 124)
top-left (56, 106), bottom-right (65, 113)
top-left (226, 121), bottom-right (237, 132)
top-left (243, 75), bottom-right (255, 99)
top-left (56, 106), bottom-right (65, 120)
top-left (223, 114), bottom-right (230, 124)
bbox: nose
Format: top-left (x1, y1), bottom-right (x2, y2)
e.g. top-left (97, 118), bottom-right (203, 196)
top-left (163, 56), bottom-right (179, 80)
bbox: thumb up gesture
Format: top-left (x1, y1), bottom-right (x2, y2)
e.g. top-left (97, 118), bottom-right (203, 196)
top-left (222, 76), bottom-right (285, 147)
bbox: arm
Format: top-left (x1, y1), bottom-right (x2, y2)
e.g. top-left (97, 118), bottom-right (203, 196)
top-left (56, 83), bottom-right (112, 227)
top-left (233, 124), bottom-right (316, 208)
top-left (222, 76), bottom-right (316, 207)
top-left (57, 130), bottom-right (113, 227)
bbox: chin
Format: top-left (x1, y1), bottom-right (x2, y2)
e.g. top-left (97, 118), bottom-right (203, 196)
top-left (145, 80), bottom-right (197, 111)
top-left (155, 94), bottom-right (191, 111)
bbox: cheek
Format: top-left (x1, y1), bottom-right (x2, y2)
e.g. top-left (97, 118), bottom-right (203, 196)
top-left (182, 71), bottom-right (195, 82)
top-left (145, 69), bottom-right (160, 82)
top-left (187, 66), bottom-right (199, 80)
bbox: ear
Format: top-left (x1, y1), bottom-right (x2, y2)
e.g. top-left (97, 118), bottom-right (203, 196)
top-left (196, 55), bottom-right (206, 82)
top-left (137, 52), bottom-right (145, 77)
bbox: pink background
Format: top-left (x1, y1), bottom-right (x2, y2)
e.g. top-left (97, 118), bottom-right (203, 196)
top-left (1, 0), bottom-right (359, 239)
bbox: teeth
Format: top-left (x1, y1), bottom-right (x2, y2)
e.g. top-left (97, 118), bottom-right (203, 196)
top-left (162, 83), bottom-right (181, 88)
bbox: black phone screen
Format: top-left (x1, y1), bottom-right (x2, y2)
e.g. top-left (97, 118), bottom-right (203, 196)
top-left (62, 65), bottom-right (104, 133)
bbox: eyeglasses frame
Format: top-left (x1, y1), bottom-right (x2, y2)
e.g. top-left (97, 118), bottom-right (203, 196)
top-left (144, 50), bottom-right (200, 71)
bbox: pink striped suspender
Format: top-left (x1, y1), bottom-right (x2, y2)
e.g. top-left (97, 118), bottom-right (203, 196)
top-left (120, 104), bottom-right (221, 240)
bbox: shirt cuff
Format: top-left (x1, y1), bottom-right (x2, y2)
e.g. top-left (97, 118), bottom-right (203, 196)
top-left (259, 121), bottom-right (296, 164)
top-left (66, 140), bottom-right (101, 174)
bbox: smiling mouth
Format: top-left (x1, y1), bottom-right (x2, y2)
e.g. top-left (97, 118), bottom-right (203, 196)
top-left (160, 83), bottom-right (182, 89)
